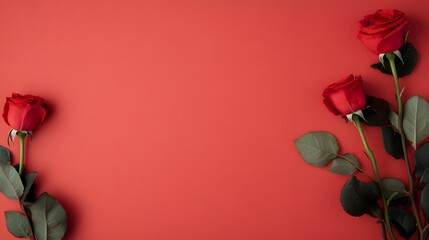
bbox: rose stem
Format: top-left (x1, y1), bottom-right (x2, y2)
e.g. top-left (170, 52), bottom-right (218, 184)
top-left (17, 131), bottom-right (26, 176)
top-left (19, 203), bottom-right (35, 240)
top-left (381, 219), bottom-right (388, 240)
top-left (352, 114), bottom-right (396, 240)
top-left (17, 131), bottom-right (35, 239)
top-left (386, 52), bottom-right (424, 238)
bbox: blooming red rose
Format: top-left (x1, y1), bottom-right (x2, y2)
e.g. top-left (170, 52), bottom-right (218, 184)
top-left (2, 93), bottom-right (46, 131)
top-left (358, 9), bottom-right (407, 54)
top-left (323, 75), bottom-right (366, 116)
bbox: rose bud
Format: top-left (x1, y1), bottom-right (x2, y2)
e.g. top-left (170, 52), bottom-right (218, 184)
top-left (323, 75), bottom-right (366, 116)
top-left (2, 93), bottom-right (46, 132)
top-left (358, 9), bottom-right (408, 54)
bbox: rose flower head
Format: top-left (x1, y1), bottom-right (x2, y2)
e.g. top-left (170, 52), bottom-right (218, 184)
top-left (2, 93), bottom-right (46, 132)
top-left (323, 75), bottom-right (366, 116)
top-left (358, 9), bottom-right (408, 54)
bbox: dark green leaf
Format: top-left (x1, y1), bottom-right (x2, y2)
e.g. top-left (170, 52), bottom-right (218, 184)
top-left (13, 164), bottom-right (24, 177)
top-left (389, 196), bottom-right (409, 207)
top-left (381, 178), bottom-right (408, 205)
top-left (328, 154), bottom-right (359, 175)
top-left (0, 163), bottom-right (23, 200)
top-left (340, 176), bottom-right (380, 217)
top-left (390, 111), bottom-right (399, 130)
top-left (5, 211), bottom-right (32, 238)
top-left (420, 167), bottom-right (429, 184)
top-left (420, 185), bottom-right (429, 222)
top-left (388, 207), bottom-right (417, 239)
top-left (371, 43), bottom-right (418, 77)
top-left (29, 192), bottom-right (67, 240)
top-left (414, 142), bottom-right (429, 179)
top-left (294, 131), bottom-right (339, 167)
top-left (403, 96), bottom-right (429, 149)
top-left (22, 173), bottom-right (37, 202)
top-left (382, 126), bottom-right (404, 159)
top-left (361, 96), bottom-right (391, 126)
top-left (0, 146), bottom-right (10, 164)
top-left (368, 181), bottom-right (380, 197)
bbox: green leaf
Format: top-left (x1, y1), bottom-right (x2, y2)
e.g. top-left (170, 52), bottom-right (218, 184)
top-left (294, 131), bottom-right (339, 167)
top-left (414, 142), bottom-right (429, 179)
top-left (5, 211), bottom-right (32, 238)
top-left (390, 111), bottom-right (399, 130)
top-left (22, 173), bottom-right (37, 202)
top-left (361, 96), bottom-right (391, 126)
top-left (340, 176), bottom-right (380, 217)
top-left (328, 154), bottom-right (359, 175)
top-left (13, 164), bottom-right (24, 176)
top-left (420, 167), bottom-right (429, 184)
top-left (389, 196), bottom-right (409, 207)
top-left (381, 178), bottom-right (408, 205)
top-left (371, 43), bottom-right (418, 77)
top-left (388, 207), bottom-right (417, 239)
top-left (0, 146), bottom-right (10, 164)
top-left (420, 185), bottom-right (429, 222)
top-left (403, 96), bottom-right (429, 149)
top-left (381, 126), bottom-right (404, 159)
top-left (29, 192), bottom-right (67, 240)
top-left (0, 163), bottom-right (23, 200)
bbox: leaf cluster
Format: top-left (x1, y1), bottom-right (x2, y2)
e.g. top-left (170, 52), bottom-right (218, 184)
top-left (0, 146), bottom-right (67, 240)
top-left (295, 129), bottom-right (415, 238)
top-left (294, 36), bottom-right (426, 238)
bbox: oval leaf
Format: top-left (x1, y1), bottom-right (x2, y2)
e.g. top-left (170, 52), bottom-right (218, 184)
top-left (414, 142), bottom-right (429, 179)
top-left (381, 126), bottom-right (404, 159)
top-left (389, 196), bottom-right (409, 207)
top-left (328, 154), bottom-right (359, 175)
top-left (388, 207), bottom-right (417, 239)
top-left (381, 178), bottom-right (407, 205)
top-left (29, 192), bottom-right (67, 240)
top-left (0, 146), bottom-right (10, 164)
top-left (421, 185), bottom-right (429, 222)
top-left (420, 168), bottom-right (429, 184)
top-left (22, 172), bottom-right (38, 203)
top-left (361, 96), bottom-right (391, 126)
top-left (403, 96), bottom-right (429, 149)
top-left (0, 163), bottom-right (23, 200)
top-left (5, 211), bottom-right (32, 238)
top-left (294, 131), bottom-right (339, 167)
top-left (340, 176), bottom-right (380, 218)
top-left (390, 111), bottom-right (399, 130)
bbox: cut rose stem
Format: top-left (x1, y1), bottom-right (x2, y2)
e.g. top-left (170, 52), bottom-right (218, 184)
top-left (19, 203), bottom-right (35, 240)
top-left (17, 132), bottom-right (25, 176)
top-left (352, 114), bottom-right (396, 240)
top-left (386, 52), bottom-right (424, 239)
top-left (16, 131), bottom-right (35, 239)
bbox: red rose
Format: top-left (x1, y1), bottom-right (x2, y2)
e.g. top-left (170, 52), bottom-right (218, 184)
top-left (358, 9), bottom-right (407, 54)
top-left (2, 93), bottom-right (46, 131)
top-left (323, 75), bottom-right (366, 116)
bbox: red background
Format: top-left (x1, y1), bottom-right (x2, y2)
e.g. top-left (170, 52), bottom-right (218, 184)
top-left (0, 0), bottom-right (428, 239)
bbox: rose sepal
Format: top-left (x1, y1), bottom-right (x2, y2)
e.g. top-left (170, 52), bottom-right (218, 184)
top-left (346, 110), bottom-right (366, 121)
top-left (379, 54), bottom-right (386, 68)
top-left (379, 50), bottom-right (404, 68)
top-left (393, 50), bottom-right (404, 65)
top-left (7, 130), bottom-right (32, 146)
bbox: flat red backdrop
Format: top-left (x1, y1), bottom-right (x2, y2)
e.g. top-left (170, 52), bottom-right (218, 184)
top-left (1, 0), bottom-right (429, 239)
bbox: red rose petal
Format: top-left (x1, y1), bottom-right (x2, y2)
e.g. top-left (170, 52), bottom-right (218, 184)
top-left (20, 105), bottom-right (46, 131)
